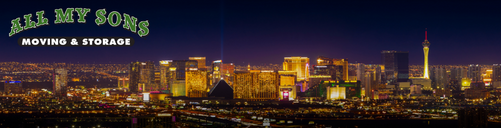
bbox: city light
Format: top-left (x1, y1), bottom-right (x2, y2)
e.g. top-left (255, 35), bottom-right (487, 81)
top-left (1, 1), bottom-right (500, 128)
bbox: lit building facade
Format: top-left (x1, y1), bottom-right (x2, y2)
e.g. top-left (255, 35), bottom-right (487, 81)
top-left (430, 67), bottom-right (447, 89)
top-left (283, 57), bottom-right (309, 81)
top-left (422, 30), bottom-right (430, 79)
top-left (308, 74), bottom-right (331, 91)
top-left (450, 67), bottom-right (466, 82)
top-left (326, 86), bottom-right (346, 100)
top-left (118, 77), bottom-right (129, 90)
top-left (129, 62), bottom-right (141, 93)
top-left (189, 57), bottom-right (206, 69)
top-left (279, 71), bottom-right (297, 101)
top-left (221, 63), bottom-right (235, 86)
top-left (4, 81), bottom-right (23, 94)
top-left (159, 60), bottom-right (173, 90)
top-left (53, 68), bottom-right (68, 98)
top-left (313, 65), bottom-right (343, 81)
top-left (410, 84), bottom-right (422, 95)
top-left (171, 80), bottom-right (186, 96)
top-left (279, 71), bottom-right (297, 86)
top-left (233, 70), bottom-right (279, 101)
top-left (411, 78), bottom-right (432, 90)
top-left (356, 63), bottom-right (365, 84)
top-left (211, 60), bottom-right (222, 86)
top-left (305, 80), bottom-right (360, 99)
top-left (140, 61), bottom-right (156, 92)
top-left (316, 56), bottom-right (349, 81)
top-left (468, 64), bottom-right (482, 83)
top-left (186, 69), bottom-right (208, 97)
top-left (461, 78), bottom-right (472, 90)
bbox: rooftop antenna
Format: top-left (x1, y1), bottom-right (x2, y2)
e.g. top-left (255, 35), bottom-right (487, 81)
top-left (425, 28), bottom-right (427, 40)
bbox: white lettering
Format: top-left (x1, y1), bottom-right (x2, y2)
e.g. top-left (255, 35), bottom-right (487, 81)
top-left (32, 38), bottom-right (39, 45)
top-left (117, 38), bottom-right (124, 45)
top-left (125, 38), bottom-right (130, 45)
top-left (94, 38), bottom-right (101, 45)
top-left (22, 38), bottom-right (31, 45)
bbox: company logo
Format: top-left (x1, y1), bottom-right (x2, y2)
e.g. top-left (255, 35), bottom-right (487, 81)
top-left (9, 8), bottom-right (149, 46)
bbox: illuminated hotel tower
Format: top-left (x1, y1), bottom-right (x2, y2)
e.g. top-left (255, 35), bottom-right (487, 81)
top-left (283, 57), bottom-right (309, 81)
top-left (189, 57), bottom-right (206, 69)
top-left (422, 29), bottom-right (430, 79)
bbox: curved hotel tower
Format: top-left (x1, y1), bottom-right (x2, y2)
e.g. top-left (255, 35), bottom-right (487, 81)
top-left (423, 29), bottom-right (430, 79)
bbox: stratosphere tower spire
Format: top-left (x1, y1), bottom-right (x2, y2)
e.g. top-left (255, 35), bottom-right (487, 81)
top-left (423, 28), bottom-right (430, 79)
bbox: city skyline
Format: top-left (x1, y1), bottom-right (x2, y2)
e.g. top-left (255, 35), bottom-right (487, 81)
top-left (1, 1), bottom-right (501, 65)
top-left (3, 1), bottom-right (501, 128)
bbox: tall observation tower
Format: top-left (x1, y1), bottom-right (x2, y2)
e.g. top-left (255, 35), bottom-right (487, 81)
top-left (422, 29), bottom-right (430, 79)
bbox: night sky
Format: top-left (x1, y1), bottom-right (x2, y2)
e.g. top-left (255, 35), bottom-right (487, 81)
top-left (1, 0), bottom-right (501, 65)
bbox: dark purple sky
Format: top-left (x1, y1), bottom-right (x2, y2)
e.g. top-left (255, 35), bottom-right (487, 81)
top-left (1, 0), bottom-right (501, 65)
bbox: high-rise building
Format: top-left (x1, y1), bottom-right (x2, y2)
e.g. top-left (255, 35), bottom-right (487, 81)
top-left (317, 56), bottom-right (334, 66)
top-left (381, 51), bottom-right (409, 84)
top-left (140, 61), bottom-right (156, 92)
top-left (129, 62), bottom-right (141, 93)
top-left (279, 71), bottom-right (297, 101)
top-left (128, 61), bottom-right (156, 93)
top-left (375, 65), bottom-right (382, 86)
top-left (211, 60), bottom-right (223, 86)
top-left (357, 63), bottom-right (365, 82)
top-left (356, 63), bottom-right (365, 88)
top-left (221, 63), bottom-right (235, 86)
top-left (284, 57), bottom-right (309, 81)
top-left (118, 77), bottom-right (129, 90)
top-left (430, 67), bottom-right (448, 89)
top-left (166, 60), bottom-right (198, 96)
top-left (154, 71), bottom-right (161, 87)
top-left (4, 81), bottom-right (23, 94)
top-left (422, 29), bottom-right (430, 79)
top-left (364, 71), bottom-right (374, 98)
top-left (308, 74), bottom-right (331, 92)
top-left (53, 68), bottom-right (68, 98)
top-left (189, 57), bottom-right (206, 69)
top-left (185, 68), bottom-right (208, 97)
top-left (450, 67), bottom-right (465, 82)
top-left (313, 65), bottom-right (343, 80)
top-left (333, 58), bottom-right (349, 81)
top-left (493, 64), bottom-right (501, 88)
top-left (468, 64), bottom-right (482, 83)
top-left (170, 60), bottom-right (198, 80)
top-left (362, 64), bottom-right (384, 97)
top-left (233, 70), bottom-right (279, 101)
top-left (284, 57), bottom-right (310, 92)
top-left (316, 56), bottom-right (349, 81)
top-left (159, 60), bottom-right (173, 90)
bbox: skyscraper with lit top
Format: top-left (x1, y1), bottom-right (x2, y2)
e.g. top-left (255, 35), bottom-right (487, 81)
top-left (189, 57), bottom-right (206, 69)
top-left (284, 57), bottom-right (309, 81)
top-left (284, 57), bottom-right (309, 92)
top-left (422, 29), bottom-right (430, 79)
